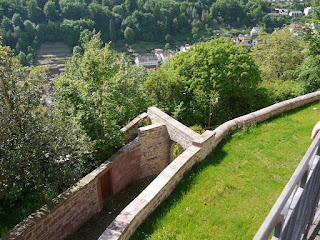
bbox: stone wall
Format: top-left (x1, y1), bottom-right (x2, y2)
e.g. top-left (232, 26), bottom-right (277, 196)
top-left (148, 107), bottom-right (200, 149)
top-left (108, 139), bottom-right (142, 195)
top-left (99, 91), bottom-right (320, 240)
top-left (139, 123), bottom-right (171, 177)
top-left (3, 115), bottom-right (170, 240)
top-left (3, 174), bottom-right (102, 240)
top-left (120, 113), bottom-right (150, 143)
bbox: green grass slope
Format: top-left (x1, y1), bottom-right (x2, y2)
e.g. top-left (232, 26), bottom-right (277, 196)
top-left (131, 101), bottom-right (320, 240)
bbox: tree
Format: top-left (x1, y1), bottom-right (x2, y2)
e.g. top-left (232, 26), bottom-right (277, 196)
top-left (17, 51), bottom-right (27, 65)
top-left (55, 33), bottom-right (148, 162)
top-left (125, 0), bottom-right (137, 14)
top-left (24, 20), bottom-right (37, 44)
top-left (60, 19), bottom-right (95, 48)
top-left (112, 4), bottom-right (126, 17)
top-left (27, 0), bottom-right (44, 23)
top-left (124, 26), bottom-right (134, 43)
top-left (297, 30), bottom-right (320, 93)
top-left (88, 2), bottom-right (109, 28)
top-left (44, 0), bottom-right (59, 21)
top-left (0, 41), bottom-right (92, 203)
top-left (12, 13), bottom-right (24, 28)
top-left (59, 0), bottom-right (88, 20)
top-left (251, 27), bottom-right (304, 82)
top-left (210, 0), bottom-right (247, 26)
top-left (146, 38), bottom-right (262, 126)
top-left (1, 16), bottom-right (13, 32)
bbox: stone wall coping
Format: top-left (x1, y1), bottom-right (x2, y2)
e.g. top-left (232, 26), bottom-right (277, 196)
top-left (192, 130), bottom-right (216, 147)
top-left (148, 107), bottom-right (200, 140)
top-left (120, 112), bottom-right (149, 133)
top-left (139, 122), bottom-right (166, 132)
top-left (211, 91), bottom-right (320, 141)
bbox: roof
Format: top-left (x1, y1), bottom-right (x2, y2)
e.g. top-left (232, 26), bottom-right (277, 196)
top-left (136, 55), bottom-right (159, 62)
top-left (162, 52), bottom-right (171, 57)
top-left (268, 13), bottom-right (280, 16)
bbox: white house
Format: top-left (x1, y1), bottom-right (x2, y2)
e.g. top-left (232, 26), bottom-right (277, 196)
top-left (250, 27), bottom-right (262, 37)
top-left (235, 34), bottom-right (252, 51)
top-left (275, 8), bottom-right (288, 15)
top-left (135, 55), bottom-right (160, 69)
top-left (289, 11), bottom-right (303, 17)
top-left (304, 7), bottom-right (314, 16)
top-left (180, 44), bottom-right (191, 52)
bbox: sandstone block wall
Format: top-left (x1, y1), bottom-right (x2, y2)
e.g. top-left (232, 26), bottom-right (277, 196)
top-left (3, 175), bottom-right (101, 240)
top-left (120, 113), bottom-right (150, 143)
top-left (148, 107), bottom-right (200, 149)
top-left (109, 139), bottom-right (142, 195)
top-left (139, 123), bottom-right (171, 177)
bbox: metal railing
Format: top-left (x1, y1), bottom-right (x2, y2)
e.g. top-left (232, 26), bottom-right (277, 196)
top-left (254, 133), bottom-right (320, 240)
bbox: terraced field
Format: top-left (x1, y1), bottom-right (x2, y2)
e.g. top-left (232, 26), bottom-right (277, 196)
top-left (36, 42), bottom-right (71, 73)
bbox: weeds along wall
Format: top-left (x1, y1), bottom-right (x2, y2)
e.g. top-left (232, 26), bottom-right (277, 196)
top-left (3, 91), bottom-right (320, 240)
top-left (99, 91), bottom-right (320, 240)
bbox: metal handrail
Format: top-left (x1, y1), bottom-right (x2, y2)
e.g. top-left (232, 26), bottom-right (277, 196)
top-left (254, 133), bottom-right (320, 240)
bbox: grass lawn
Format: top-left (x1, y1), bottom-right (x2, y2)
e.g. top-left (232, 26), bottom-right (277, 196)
top-left (131, 100), bottom-right (320, 240)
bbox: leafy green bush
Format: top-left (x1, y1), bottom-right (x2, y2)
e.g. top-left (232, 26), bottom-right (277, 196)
top-left (146, 38), bottom-right (264, 127)
top-left (55, 33), bottom-right (149, 163)
top-left (260, 80), bottom-right (304, 103)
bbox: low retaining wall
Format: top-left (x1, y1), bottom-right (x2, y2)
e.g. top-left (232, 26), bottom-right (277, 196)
top-left (100, 91), bottom-right (320, 240)
top-left (2, 140), bottom-right (142, 240)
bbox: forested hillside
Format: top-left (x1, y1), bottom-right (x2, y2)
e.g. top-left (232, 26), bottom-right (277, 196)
top-left (0, 0), bottom-right (306, 65)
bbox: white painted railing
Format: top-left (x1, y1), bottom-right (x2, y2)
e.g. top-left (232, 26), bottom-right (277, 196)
top-left (254, 133), bottom-right (320, 240)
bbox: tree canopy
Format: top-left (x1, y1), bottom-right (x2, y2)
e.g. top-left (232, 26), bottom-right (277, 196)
top-left (251, 27), bottom-right (304, 82)
top-left (55, 33), bottom-right (149, 162)
top-left (146, 38), bottom-right (263, 126)
top-left (0, 40), bottom-right (92, 203)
